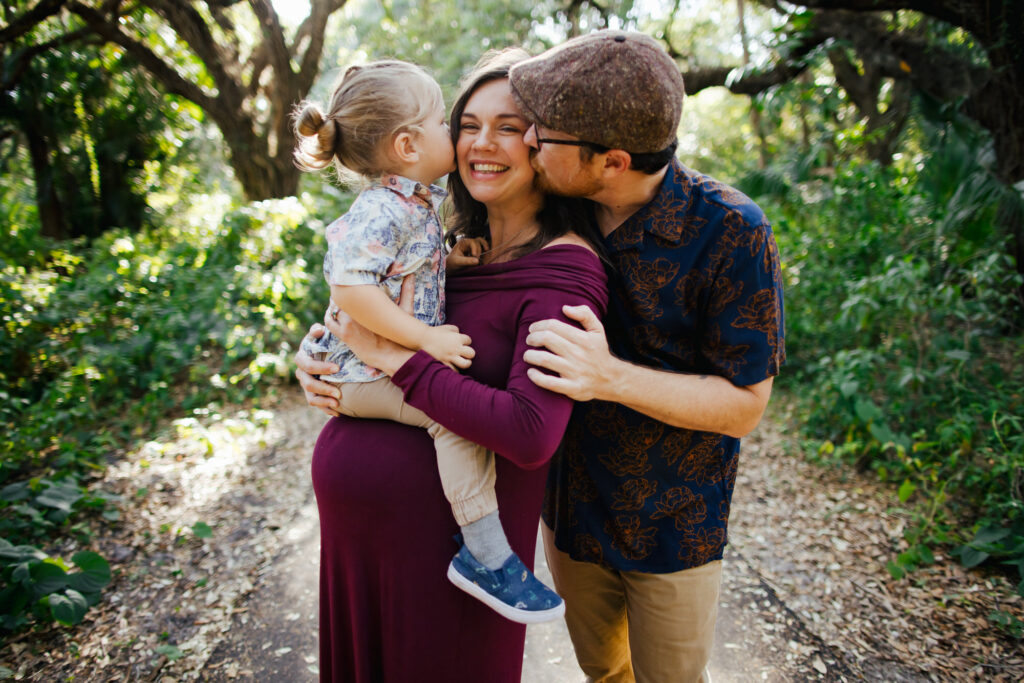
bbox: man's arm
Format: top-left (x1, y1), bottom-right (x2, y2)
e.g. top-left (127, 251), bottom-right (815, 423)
top-left (523, 304), bottom-right (774, 439)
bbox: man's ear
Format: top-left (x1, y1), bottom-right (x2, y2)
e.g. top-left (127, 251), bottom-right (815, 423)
top-left (391, 132), bottom-right (420, 164)
top-left (601, 150), bottom-right (632, 177)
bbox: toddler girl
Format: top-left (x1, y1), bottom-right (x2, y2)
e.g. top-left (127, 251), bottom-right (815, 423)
top-left (293, 60), bottom-right (563, 624)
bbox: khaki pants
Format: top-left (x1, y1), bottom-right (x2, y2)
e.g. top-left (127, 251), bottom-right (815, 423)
top-left (542, 524), bottom-right (721, 683)
top-left (338, 378), bottom-right (497, 525)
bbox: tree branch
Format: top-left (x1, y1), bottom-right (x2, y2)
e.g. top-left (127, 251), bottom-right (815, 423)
top-left (295, 0), bottom-right (346, 94)
top-left (145, 0), bottom-right (241, 105)
top-left (0, 0), bottom-right (66, 44)
top-left (67, 1), bottom-right (217, 111)
top-left (774, 0), bottom-right (974, 31)
top-left (246, 44), bottom-right (269, 97)
top-left (680, 25), bottom-right (829, 96)
top-left (828, 45), bottom-right (876, 114)
top-left (209, 2), bottom-right (241, 70)
top-left (786, 0), bottom-right (1022, 62)
top-left (682, 9), bottom-right (988, 102)
top-left (249, 0), bottom-right (291, 79)
top-left (1, 27), bottom-right (94, 92)
top-left (813, 10), bottom-right (987, 101)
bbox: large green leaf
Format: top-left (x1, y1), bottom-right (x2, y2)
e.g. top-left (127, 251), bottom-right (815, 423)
top-left (897, 479), bottom-right (917, 503)
top-left (0, 539), bottom-right (47, 563)
top-left (29, 560), bottom-right (68, 595)
top-left (971, 525), bottom-right (1012, 546)
top-left (0, 481), bottom-right (31, 503)
top-left (49, 589), bottom-right (88, 626)
top-left (65, 551), bottom-right (112, 593)
top-left (34, 480), bottom-right (84, 512)
top-left (0, 585), bottom-right (29, 618)
top-left (959, 545), bottom-right (990, 569)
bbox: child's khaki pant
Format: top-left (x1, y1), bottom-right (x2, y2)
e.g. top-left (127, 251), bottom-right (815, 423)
top-left (337, 377), bottom-right (496, 526)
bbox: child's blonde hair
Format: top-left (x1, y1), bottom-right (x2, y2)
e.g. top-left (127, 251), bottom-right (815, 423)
top-left (293, 60), bottom-right (444, 179)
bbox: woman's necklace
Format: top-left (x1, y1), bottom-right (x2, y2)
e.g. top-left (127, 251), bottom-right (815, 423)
top-left (480, 223), bottom-right (541, 265)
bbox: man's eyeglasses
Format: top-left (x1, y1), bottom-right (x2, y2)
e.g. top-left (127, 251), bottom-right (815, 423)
top-left (528, 124), bottom-right (609, 153)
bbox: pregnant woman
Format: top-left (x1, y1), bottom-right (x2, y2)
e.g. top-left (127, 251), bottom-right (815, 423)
top-left (295, 48), bottom-right (608, 682)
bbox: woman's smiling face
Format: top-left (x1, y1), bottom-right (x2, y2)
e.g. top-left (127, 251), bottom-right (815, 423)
top-left (455, 78), bottom-right (540, 208)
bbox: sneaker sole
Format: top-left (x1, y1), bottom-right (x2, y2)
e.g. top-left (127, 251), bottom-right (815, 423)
top-left (446, 562), bottom-right (566, 625)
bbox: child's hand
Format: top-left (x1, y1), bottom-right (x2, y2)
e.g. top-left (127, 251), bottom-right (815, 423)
top-left (421, 325), bottom-right (475, 370)
top-left (446, 237), bottom-right (490, 271)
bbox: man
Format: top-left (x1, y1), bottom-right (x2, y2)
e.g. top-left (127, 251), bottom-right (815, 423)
top-left (507, 31), bottom-right (785, 682)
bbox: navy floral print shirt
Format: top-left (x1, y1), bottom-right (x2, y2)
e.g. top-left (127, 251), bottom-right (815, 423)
top-left (543, 160), bottom-right (785, 573)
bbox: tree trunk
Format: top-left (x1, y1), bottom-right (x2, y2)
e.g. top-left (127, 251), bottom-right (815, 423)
top-left (234, 161), bottom-right (301, 201)
top-left (21, 114), bottom-right (65, 240)
top-left (737, 0), bottom-right (769, 168)
top-left (212, 88), bottom-right (302, 200)
top-left (60, 0), bottom-right (346, 202)
top-left (224, 136), bottom-right (301, 201)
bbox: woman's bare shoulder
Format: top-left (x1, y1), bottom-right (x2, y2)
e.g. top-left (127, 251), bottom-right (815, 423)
top-left (542, 233), bottom-right (598, 255)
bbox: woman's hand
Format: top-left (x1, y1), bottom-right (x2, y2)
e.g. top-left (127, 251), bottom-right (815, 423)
top-left (420, 325), bottom-right (474, 370)
top-left (294, 324), bottom-right (342, 417)
top-left (446, 237), bottom-right (490, 270)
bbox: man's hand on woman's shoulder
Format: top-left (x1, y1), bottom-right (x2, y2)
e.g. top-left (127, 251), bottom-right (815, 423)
top-left (523, 304), bottom-right (615, 401)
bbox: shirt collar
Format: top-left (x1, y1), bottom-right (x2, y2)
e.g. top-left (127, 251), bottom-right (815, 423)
top-left (605, 160), bottom-right (692, 252)
top-left (377, 174), bottom-right (447, 211)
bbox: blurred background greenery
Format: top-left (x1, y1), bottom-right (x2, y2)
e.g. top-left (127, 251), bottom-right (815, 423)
top-left (1, 0), bottom-right (1022, 635)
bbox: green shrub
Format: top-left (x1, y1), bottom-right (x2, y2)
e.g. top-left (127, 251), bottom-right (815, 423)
top-left (750, 144), bottom-right (1024, 601)
top-left (0, 192), bottom-right (341, 633)
top-left (0, 539), bottom-right (111, 631)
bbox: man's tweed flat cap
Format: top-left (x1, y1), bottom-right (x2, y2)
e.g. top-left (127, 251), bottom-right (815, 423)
top-left (509, 30), bottom-right (684, 154)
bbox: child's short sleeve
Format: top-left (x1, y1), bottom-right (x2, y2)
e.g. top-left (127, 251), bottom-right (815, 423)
top-left (323, 199), bottom-right (404, 287)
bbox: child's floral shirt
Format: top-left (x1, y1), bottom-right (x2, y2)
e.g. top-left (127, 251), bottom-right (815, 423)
top-left (304, 174), bottom-right (446, 383)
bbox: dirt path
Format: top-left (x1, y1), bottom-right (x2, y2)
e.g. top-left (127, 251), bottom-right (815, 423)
top-left (4, 395), bottom-right (1022, 681)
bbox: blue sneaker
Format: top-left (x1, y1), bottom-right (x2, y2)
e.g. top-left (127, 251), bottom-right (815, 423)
top-left (447, 544), bottom-right (565, 624)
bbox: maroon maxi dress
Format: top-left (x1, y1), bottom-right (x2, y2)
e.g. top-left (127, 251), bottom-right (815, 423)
top-left (311, 245), bottom-right (608, 682)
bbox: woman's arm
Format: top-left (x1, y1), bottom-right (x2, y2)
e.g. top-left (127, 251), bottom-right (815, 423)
top-left (331, 279), bottom-right (608, 469)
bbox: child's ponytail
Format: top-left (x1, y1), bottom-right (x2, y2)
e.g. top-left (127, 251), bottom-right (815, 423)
top-left (292, 60), bottom-right (443, 182)
top-left (293, 102), bottom-right (339, 172)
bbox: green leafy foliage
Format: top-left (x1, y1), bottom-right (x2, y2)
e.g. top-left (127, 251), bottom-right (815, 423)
top-left (0, 192), bottom-right (334, 632)
top-left (334, 0), bottom-right (636, 99)
top-left (0, 540), bottom-right (111, 630)
top-left (154, 644), bottom-right (184, 662)
top-left (0, 32), bottom-right (197, 241)
top-left (752, 115), bottom-right (1024, 608)
top-left (1, 195), bottom-right (325, 484)
top-left (191, 522), bottom-right (213, 539)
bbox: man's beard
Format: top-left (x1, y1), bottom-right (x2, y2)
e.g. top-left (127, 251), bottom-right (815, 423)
top-left (530, 155), bottom-right (603, 198)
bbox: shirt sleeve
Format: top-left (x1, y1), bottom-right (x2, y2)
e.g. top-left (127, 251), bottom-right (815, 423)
top-left (702, 217), bottom-right (785, 385)
top-left (392, 273), bottom-right (609, 470)
top-left (324, 199), bottom-right (404, 287)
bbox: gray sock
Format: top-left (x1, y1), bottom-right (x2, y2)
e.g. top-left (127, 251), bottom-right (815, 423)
top-left (461, 510), bottom-right (514, 570)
